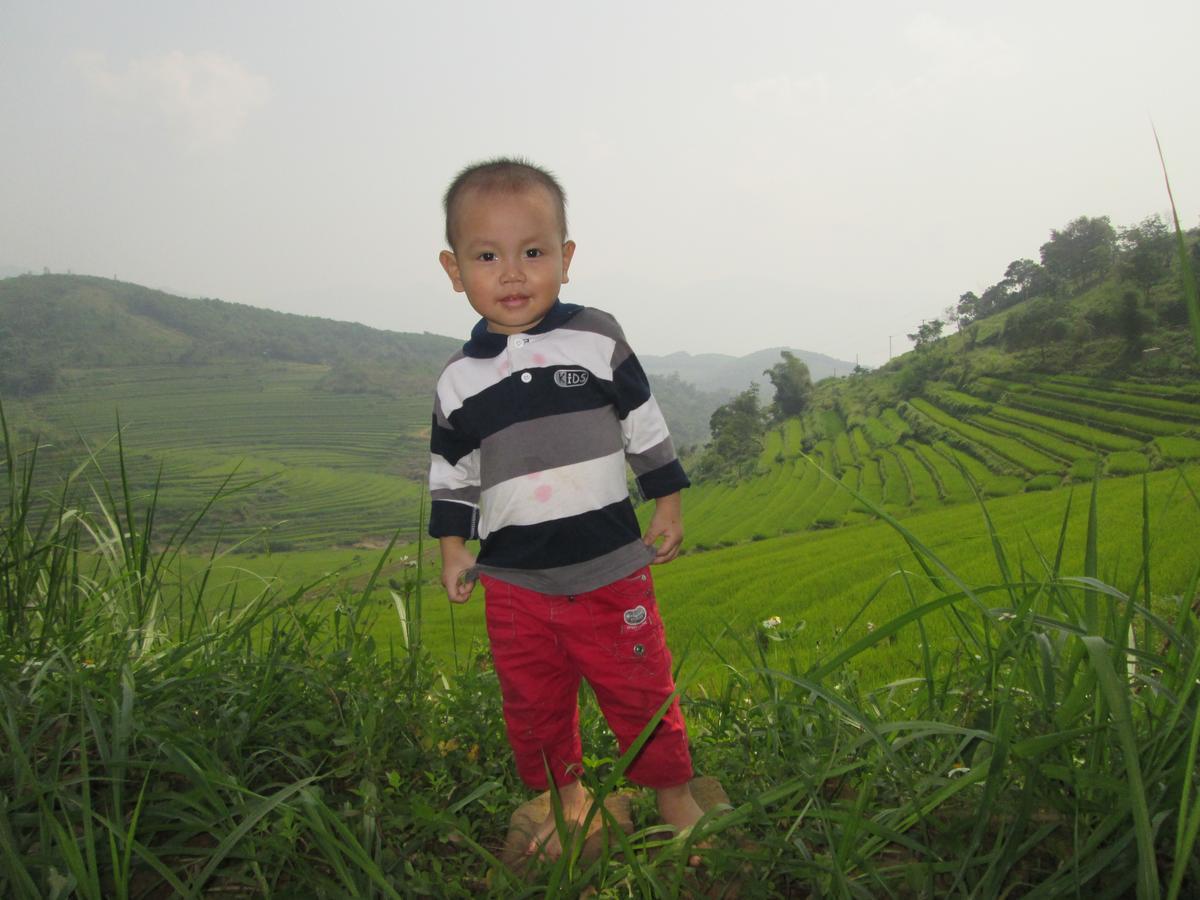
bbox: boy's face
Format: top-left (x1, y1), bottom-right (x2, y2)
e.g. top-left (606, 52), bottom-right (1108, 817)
top-left (439, 185), bottom-right (575, 335)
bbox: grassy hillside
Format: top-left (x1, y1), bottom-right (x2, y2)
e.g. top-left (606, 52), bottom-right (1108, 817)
top-left (671, 371), bottom-right (1199, 551)
top-left (10, 420), bottom-right (1196, 896)
top-left (4, 216), bottom-right (1200, 895)
top-left (0, 273), bottom-right (459, 379)
top-left (0, 274), bottom-right (462, 548)
top-left (0, 275), bottom-right (722, 546)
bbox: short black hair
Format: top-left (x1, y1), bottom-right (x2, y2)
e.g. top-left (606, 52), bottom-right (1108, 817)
top-left (442, 157), bottom-right (568, 249)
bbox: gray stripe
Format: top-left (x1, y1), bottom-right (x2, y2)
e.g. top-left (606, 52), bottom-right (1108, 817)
top-left (474, 539), bottom-right (655, 595)
top-left (431, 487), bottom-right (480, 504)
top-left (561, 307), bottom-right (624, 343)
top-left (433, 394), bottom-right (452, 429)
top-left (626, 436), bottom-right (678, 476)
top-left (479, 406), bottom-right (623, 489)
top-left (560, 308), bottom-right (633, 372)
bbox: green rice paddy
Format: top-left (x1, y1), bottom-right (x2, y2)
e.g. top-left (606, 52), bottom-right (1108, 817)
top-left (5, 362), bottom-right (431, 550)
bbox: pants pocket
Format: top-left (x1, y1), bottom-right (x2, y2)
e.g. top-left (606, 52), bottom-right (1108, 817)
top-left (481, 575), bottom-right (517, 643)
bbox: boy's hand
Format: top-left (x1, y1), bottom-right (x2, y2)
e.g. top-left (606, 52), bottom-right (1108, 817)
top-left (643, 492), bottom-right (683, 564)
top-left (439, 537), bottom-right (477, 603)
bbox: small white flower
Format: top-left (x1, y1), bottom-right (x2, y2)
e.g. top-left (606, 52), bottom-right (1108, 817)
top-left (762, 616), bottom-right (782, 629)
top-left (948, 765), bottom-right (970, 778)
top-left (866, 622), bottom-right (875, 633)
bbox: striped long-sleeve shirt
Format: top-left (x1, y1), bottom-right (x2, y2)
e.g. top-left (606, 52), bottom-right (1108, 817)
top-left (428, 301), bottom-right (689, 595)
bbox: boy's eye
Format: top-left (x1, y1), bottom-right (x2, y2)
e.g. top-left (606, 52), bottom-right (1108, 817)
top-left (478, 252), bottom-right (496, 262)
top-left (525, 248), bottom-right (543, 258)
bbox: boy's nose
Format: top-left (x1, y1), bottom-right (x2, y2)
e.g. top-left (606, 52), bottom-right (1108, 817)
top-left (500, 261), bottom-right (525, 282)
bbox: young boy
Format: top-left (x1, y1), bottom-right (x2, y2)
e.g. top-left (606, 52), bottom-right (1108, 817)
top-left (428, 158), bottom-right (705, 858)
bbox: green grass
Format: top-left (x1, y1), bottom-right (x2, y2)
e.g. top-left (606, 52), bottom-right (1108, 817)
top-left (971, 412), bottom-right (1094, 462)
top-left (4, 363), bottom-right (430, 550)
top-left (1106, 450), bottom-right (1152, 475)
top-left (1025, 472), bottom-right (1062, 491)
top-left (1050, 374), bottom-right (1200, 402)
top-left (989, 403), bottom-right (1144, 452)
top-left (1040, 377), bottom-right (1200, 420)
top-left (877, 448), bottom-right (912, 508)
top-left (7, 407), bottom-right (1200, 896)
top-left (1156, 436), bottom-right (1200, 461)
top-left (1006, 390), bottom-right (1192, 438)
top-left (910, 398), bottom-right (1065, 475)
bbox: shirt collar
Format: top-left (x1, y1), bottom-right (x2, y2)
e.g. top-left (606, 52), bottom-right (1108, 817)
top-left (462, 299), bottom-right (583, 358)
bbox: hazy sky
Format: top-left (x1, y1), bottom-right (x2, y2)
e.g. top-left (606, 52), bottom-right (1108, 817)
top-left (3, 2), bottom-right (1198, 366)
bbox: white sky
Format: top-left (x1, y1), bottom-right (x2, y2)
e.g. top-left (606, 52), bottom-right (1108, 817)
top-left (2, 1), bottom-right (1198, 366)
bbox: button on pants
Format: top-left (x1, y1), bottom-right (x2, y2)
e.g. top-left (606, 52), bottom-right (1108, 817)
top-left (481, 566), bottom-right (694, 790)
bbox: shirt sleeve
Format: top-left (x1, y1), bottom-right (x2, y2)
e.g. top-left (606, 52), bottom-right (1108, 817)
top-left (427, 389), bottom-right (481, 539)
top-left (609, 329), bottom-right (691, 500)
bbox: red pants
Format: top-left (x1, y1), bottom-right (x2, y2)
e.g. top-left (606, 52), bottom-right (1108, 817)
top-left (481, 566), bottom-right (693, 790)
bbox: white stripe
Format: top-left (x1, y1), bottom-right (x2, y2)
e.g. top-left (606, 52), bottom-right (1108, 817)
top-left (478, 450), bottom-right (628, 538)
top-left (429, 451), bottom-right (480, 495)
top-left (621, 396), bottom-right (671, 455)
top-left (437, 329), bottom-right (617, 417)
top-left (514, 330), bottom-right (615, 380)
top-left (438, 356), bottom-right (508, 419)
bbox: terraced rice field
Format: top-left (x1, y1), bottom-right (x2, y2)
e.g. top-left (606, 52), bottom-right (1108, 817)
top-left (646, 373), bottom-right (1200, 548)
top-left (6, 363), bottom-right (432, 549)
top-left (423, 465), bottom-right (1200, 687)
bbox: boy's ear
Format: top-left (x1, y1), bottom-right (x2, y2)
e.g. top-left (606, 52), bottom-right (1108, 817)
top-left (439, 250), bottom-right (465, 292)
top-left (560, 240), bottom-right (576, 284)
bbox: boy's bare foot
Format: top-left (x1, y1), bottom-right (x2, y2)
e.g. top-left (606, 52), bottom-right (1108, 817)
top-left (526, 779), bottom-right (595, 859)
top-left (657, 782), bottom-right (708, 866)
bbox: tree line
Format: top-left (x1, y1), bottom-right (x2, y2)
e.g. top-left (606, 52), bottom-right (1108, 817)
top-left (695, 351), bottom-right (813, 480)
top-left (906, 212), bottom-right (1197, 356)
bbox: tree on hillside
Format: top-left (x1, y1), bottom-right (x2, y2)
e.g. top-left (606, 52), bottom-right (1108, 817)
top-left (1002, 258), bottom-right (1049, 303)
top-left (696, 383), bottom-right (767, 480)
top-left (907, 318), bottom-right (944, 351)
top-left (1117, 290), bottom-right (1150, 359)
top-left (762, 351), bottom-right (813, 419)
top-left (1039, 215), bottom-right (1116, 292)
top-left (1003, 298), bottom-right (1070, 353)
top-left (955, 291), bottom-right (981, 325)
top-left (1117, 214), bottom-right (1173, 299)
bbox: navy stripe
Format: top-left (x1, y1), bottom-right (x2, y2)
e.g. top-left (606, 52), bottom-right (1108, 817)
top-left (429, 500), bottom-right (477, 539)
top-left (612, 354), bottom-right (652, 418)
top-left (636, 460), bottom-right (690, 500)
top-left (478, 500), bottom-right (641, 570)
top-left (462, 300), bottom-right (585, 358)
top-left (430, 415), bottom-right (479, 467)
top-left (449, 365), bottom-right (616, 443)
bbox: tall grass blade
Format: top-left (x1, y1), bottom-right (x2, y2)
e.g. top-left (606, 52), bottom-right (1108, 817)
top-left (185, 778), bottom-right (318, 895)
top-left (1154, 127), bottom-right (1200, 358)
top-left (1082, 635), bottom-right (1160, 900)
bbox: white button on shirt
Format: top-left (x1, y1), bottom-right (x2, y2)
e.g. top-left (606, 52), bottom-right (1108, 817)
top-left (520, 372), bottom-right (532, 383)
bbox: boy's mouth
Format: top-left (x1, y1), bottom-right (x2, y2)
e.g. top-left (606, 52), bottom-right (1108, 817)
top-left (498, 294), bottom-right (530, 308)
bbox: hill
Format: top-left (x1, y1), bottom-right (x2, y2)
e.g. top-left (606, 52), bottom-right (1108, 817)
top-left (0, 274), bottom-right (724, 546)
top-left (0, 273), bottom-right (461, 396)
top-left (641, 345), bottom-right (856, 394)
top-left (0, 275), bottom-right (468, 550)
top-left (679, 211), bottom-right (1200, 539)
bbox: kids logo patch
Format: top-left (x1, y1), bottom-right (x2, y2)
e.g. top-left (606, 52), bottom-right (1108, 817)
top-left (623, 605), bottom-right (648, 627)
top-left (553, 369), bottom-right (589, 388)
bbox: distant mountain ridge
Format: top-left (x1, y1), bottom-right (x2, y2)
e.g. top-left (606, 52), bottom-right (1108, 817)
top-left (641, 347), bottom-right (857, 396)
top-left (0, 274), bottom-right (460, 378)
top-left (0, 272), bottom-right (726, 455)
